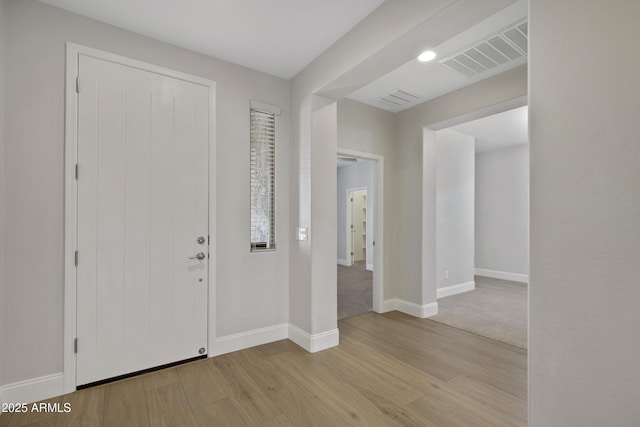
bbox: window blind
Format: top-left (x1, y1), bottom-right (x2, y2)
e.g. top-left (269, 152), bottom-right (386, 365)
top-left (250, 108), bottom-right (276, 251)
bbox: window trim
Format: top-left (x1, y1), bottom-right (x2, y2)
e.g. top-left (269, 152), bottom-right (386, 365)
top-left (250, 101), bottom-right (280, 252)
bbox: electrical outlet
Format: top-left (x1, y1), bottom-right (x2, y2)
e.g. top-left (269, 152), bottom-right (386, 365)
top-left (444, 270), bottom-right (449, 280)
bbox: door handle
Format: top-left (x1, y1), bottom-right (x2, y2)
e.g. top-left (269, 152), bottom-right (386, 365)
top-left (189, 252), bottom-right (206, 260)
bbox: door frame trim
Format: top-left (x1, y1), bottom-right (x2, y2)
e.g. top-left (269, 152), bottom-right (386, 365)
top-left (63, 43), bottom-right (217, 393)
top-left (336, 148), bottom-right (384, 313)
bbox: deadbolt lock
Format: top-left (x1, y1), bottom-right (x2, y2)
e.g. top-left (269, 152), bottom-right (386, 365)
top-left (196, 236), bottom-right (206, 244)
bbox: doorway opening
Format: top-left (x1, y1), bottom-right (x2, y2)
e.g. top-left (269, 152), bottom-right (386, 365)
top-left (336, 150), bottom-right (383, 319)
top-left (427, 104), bottom-right (529, 350)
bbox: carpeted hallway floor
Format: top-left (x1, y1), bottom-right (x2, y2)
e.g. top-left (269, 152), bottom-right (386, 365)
top-left (430, 275), bottom-right (528, 349)
top-left (337, 261), bottom-right (372, 320)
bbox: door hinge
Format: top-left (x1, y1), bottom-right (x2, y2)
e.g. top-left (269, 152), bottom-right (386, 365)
top-left (74, 338), bottom-right (78, 354)
top-left (74, 250), bottom-right (78, 266)
top-left (75, 76), bottom-right (80, 93)
top-left (351, 252), bottom-right (354, 256)
top-left (75, 164), bottom-right (79, 180)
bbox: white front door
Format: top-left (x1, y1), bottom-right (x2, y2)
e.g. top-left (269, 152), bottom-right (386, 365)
top-left (75, 54), bottom-right (210, 386)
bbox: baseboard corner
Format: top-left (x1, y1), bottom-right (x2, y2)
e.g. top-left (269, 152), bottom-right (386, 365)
top-left (437, 281), bottom-right (476, 299)
top-left (288, 324), bottom-right (339, 353)
top-left (212, 323), bottom-right (289, 357)
top-left (474, 268), bottom-right (528, 283)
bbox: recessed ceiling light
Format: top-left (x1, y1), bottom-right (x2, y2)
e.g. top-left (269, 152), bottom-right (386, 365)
top-left (418, 50), bottom-right (437, 62)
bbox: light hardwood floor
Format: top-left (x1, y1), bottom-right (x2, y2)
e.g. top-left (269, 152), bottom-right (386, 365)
top-left (0, 312), bottom-right (527, 426)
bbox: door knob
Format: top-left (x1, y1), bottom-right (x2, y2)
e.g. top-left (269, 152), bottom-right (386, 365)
top-left (189, 252), bottom-right (206, 260)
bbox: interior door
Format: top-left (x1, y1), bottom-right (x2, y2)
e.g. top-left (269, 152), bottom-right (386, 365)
top-left (76, 54), bottom-right (210, 386)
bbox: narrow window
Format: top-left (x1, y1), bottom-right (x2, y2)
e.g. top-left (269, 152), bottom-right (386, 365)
top-left (250, 105), bottom-right (277, 251)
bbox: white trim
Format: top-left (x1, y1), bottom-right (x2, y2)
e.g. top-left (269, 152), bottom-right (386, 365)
top-left (288, 325), bottom-right (339, 353)
top-left (437, 281), bottom-right (476, 299)
top-left (64, 43), bottom-right (217, 394)
top-left (474, 268), bottom-right (528, 283)
top-left (250, 100), bottom-right (282, 116)
top-left (366, 263), bottom-right (373, 271)
top-left (382, 299), bottom-right (439, 318)
top-left (0, 373), bottom-right (64, 405)
top-left (337, 258), bottom-right (350, 266)
top-left (336, 148), bottom-right (384, 313)
top-left (211, 324), bottom-right (288, 357)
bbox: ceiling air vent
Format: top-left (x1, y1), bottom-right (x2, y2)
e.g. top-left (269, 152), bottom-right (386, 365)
top-left (374, 89), bottom-right (421, 109)
top-left (440, 20), bottom-right (528, 78)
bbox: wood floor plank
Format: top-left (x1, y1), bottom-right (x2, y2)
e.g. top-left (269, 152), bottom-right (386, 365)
top-left (270, 351), bottom-right (398, 426)
top-left (8, 312), bottom-right (527, 427)
top-left (225, 349), bottom-right (339, 427)
top-left (348, 383), bottom-right (438, 427)
top-left (191, 398), bottom-right (247, 427)
top-left (54, 386), bottom-right (104, 427)
top-left (142, 367), bottom-right (179, 391)
top-left (212, 355), bottom-right (282, 426)
top-left (145, 382), bottom-right (198, 427)
top-left (176, 359), bottom-right (228, 409)
top-left (446, 374), bottom-right (527, 424)
top-left (339, 320), bottom-right (461, 381)
top-left (254, 340), bottom-right (300, 358)
top-left (103, 376), bottom-right (150, 427)
top-left (13, 419), bottom-right (57, 427)
top-left (343, 315), bottom-right (528, 399)
top-left (255, 414), bottom-right (295, 427)
top-left (313, 343), bottom-right (424, 405)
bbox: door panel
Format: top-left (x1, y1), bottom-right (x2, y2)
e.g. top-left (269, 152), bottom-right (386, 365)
top-left (76, 55), bottom-right (209, 385)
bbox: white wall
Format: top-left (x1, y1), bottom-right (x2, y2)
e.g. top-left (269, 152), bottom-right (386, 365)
top-left (0, 0), bottom-right (8, 393)
top-left (2, 0), bottom-right (289, 386)
top-left (336, 161), bottom-right (375, 267)
top-left (475, 145), bottom-right (528, 276)
top-left (435, 130), bottom-right (475, 289)
top-left (529, 0), bottom-right (640, 425)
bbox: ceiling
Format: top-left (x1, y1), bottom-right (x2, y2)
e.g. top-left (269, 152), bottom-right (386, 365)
top-left (347, 0), bottom-right (528, 113)
top-left (37, 0), bottom-right (385, 79)
top-left (449, 106), bottom-right (528, 153)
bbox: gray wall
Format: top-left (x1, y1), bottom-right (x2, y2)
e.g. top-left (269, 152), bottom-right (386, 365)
top-left (0, 0), bottom-right (7, 390)
top-left (435, 129), bottom-right (475, 289)
top-left (2, 0), bottom-right (289, 385)
top-left (475, 145), bottom-right (528, 275)
top-left (336, 161), bottom-right (375, 267)
top-left (529, 0), bottom-right (640, 425)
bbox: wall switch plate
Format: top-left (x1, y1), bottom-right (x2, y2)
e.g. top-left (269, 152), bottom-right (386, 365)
top-left (297, 227), bottom-right (308, 241)
top-left (444, 270), bottom-right (449, 280)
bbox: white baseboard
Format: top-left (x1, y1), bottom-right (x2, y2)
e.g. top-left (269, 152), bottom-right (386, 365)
top-left (337, 259), bottom-right (350, 266)
top-left (1, 373), bottom-right (64, 405)
top-left (474, 268), bottom-right (528, 283)
top-left (288, 324), bottom-right (339, 353)
top-left (437, 281), bottom-right (475, 299)
top-left (382, 299), bottom-right (438, 318)
top-left (366, 263), bottom-right (373, 271)
top-left (212, 323), bottom-right (289, 357)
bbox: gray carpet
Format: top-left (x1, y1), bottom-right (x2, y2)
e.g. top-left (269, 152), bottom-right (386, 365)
top-left (337, 261), bottom-right (373, 320)
top-left (430, 276), bottom-right (528, 349)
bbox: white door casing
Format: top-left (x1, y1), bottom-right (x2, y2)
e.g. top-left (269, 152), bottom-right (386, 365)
top-left (64, 44), bottom-right (216, 389)
top-left (337, 149), bottom-right (384, 313)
